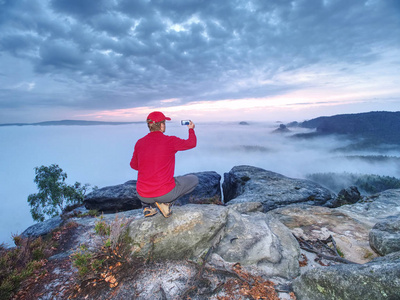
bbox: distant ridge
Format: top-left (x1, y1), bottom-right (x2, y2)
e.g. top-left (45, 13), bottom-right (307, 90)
top-left (290, 111), bottom-right (400, 146)
top-left (0, 120), bottom-right (139, 127)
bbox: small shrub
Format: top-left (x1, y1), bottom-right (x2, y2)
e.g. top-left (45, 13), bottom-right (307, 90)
top-left (364, 249), bottom-right (374, 260)
top-left (71, 244), bottom-right (103, 278)
top-left (70, 215), bottom-right (131, 286)
top-left (94, 216), bottom-right (110, 236)
top-left (74, 209), bottom-right (99, 218)
top-left (108, 215), bottom-right (130, 250)
top-left (88, 209), bottom-right (99, 217)
top-left (336, 246), bottom-right (344, 258)
top-left (0, 236), bottom-right (53, 299)
top-left (12, 235), bottom-right (22, 247)
top-left (65, 221), bottom-right (79, 229)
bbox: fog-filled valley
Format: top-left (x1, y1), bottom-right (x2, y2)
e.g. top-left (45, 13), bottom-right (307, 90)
top-left (1, 121), bottom-right (400, 246)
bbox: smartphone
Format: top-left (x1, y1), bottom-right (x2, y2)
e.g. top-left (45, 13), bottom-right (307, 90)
top-left (181, 120), bottom-right (190, 125)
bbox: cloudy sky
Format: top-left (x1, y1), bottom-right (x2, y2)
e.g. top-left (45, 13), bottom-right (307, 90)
top-left (1, 0), bottom-right (399, 123)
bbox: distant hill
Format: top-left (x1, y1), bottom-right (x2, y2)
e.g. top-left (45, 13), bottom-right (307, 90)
top-left (0, 120), bottom-right (138, 127)
top-left (272, 124), bottom-right (291, 134)
top-left (290, 111), bottom-right (400, 146)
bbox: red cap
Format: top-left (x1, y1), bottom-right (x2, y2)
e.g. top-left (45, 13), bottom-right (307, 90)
top-left (146, 111), bottom-right (171, 123)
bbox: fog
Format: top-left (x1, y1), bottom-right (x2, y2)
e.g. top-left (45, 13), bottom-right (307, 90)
top-left (1, 122), bottom-right (399, 246)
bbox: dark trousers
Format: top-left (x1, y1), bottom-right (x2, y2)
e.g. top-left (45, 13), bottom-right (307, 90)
top-left (138, 174), bottom-right (199, 206)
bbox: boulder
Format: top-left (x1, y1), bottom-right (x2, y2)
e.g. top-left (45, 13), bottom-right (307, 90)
top-left (126, 203), bottom-right (300, 279)
top-left (84, 171), bottom-right (222, 212)
top-left (369, 217), bottom-right (400, 256)
top-left (127, 204), bottom-right (228, 261)
top-left (21, 216), bottom-right (63, 239)
top-left (223, 165), bottom-right (334, 211)
top-left (292, 251), bottom-right (400, 300)
top-left (214, 208), bottom-right (300, 279)
top-left (336, 189), bottom-right (400, 227)
top-left (84, 180), bottom-right (141, 212)
top-left (325, 186), bottom-right (361, 208)
top-left (269, 205), bottom-right (378, 264)
top-left (174, 171), bottom-right (222, 205)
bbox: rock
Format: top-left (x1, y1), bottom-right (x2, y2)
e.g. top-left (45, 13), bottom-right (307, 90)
top-left (227, 201), bottom-right (264, 214)
top-left (269, 205), bottom-right (378, 264)
top-left (239, 121), bottom-right (249, 125)
top-left (325, 186), bottom-right (361, 208)
top-left (116, 261), bottom-right (199, 299)
top-left (127, 204), bottom-right (228, 261)
top-left (15, 186), bottom-right (400, 299)
top-left (336, 189), bottom-right (400, 227)
top-left (223, 165), bottom-right (334, 211)
top-left (292, 251), bottom-right (400, 300)
top-left (175, 171), bottom-right (222, 205)
top-left (15, 175), bottom-right (400, 299)
top-left (369, 217), bottom-right (400, 256)
top-left (84, 180), bottom-right (142, 212)
top-left (338, 186), bottom-right (361, 203)
top-left (84, 172), bottom-right (222, 212)
top-left (214, 208), bottom-right (300, 279)
top-left (21, 216), bottom-right (63, 239)
top-left (127, 203), bottom-right (300, 279)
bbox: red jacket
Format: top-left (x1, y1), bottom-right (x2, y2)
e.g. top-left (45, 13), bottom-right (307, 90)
top-left (130, 129), bottom-right (196, 198)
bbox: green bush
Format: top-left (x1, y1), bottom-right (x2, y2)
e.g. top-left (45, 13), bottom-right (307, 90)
top-left (94, 216), bottom-right (110, 236)
top-left (71, 244), bottom-right (104, 278)
top-left (71, 215), bottom-right (130, 282)
top-left (0, 237), bottom-right (50, 300)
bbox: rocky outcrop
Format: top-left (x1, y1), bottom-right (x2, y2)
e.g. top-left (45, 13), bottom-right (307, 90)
top-left (272, 189), bottom-right (400, 299)
top-left (213, 205), bottom-right (300, 279)
top-left (325, 186), bottom-right (361, 208)
top-left (336, 189), bottom-right (400, 226)
top-left (84, 180), bottom-right (141, 212)
top-left (21, 216), bottom-right (63, 239)
top-left (11, 165), bottom-right (400, 300)
top-left (223, 165), bottom-right (334, 211)
top-left (369, 217), bottom-right (400, 256)
top-left (292, 251), bottom-right (400, 300)
top-left (269, 205), bottom-right (378, 264)
top-left (127, 202), bottom-right (300, 280)
top-left (84, 171), bottom-right (221, 212)
top-left (128, 204), bottom-right (228, 261)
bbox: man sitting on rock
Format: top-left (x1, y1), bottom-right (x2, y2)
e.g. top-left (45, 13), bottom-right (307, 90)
top-left (130, 111), bottom-right (198, 218)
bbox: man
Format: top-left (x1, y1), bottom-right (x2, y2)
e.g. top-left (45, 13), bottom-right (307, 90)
top-left (130, 111), bottom-right (199, 218)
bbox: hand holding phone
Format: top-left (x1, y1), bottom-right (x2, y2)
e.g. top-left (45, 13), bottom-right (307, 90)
top-left (181, 120), bottom-right (195, 129)
top-left (181, 120), bottom-right (190, 125)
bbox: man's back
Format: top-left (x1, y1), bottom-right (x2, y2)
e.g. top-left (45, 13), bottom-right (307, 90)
top-left (131, 128), bottom-right (196, 198)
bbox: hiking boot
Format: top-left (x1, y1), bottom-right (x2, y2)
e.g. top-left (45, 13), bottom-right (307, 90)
top-left (143, 207), bottom-right (158, 217)
top-left (155, 202), bottom-right (172, 218)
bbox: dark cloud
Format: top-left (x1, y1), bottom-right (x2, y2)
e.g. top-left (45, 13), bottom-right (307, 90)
top-left (0, 0), bottom-right (399, 120)
top-left (89, 12), bottom-right (133, 37)
top-left (50, 0), bottom-right (113, 18)
top-left (38, 39), bottom-right (85, 71)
